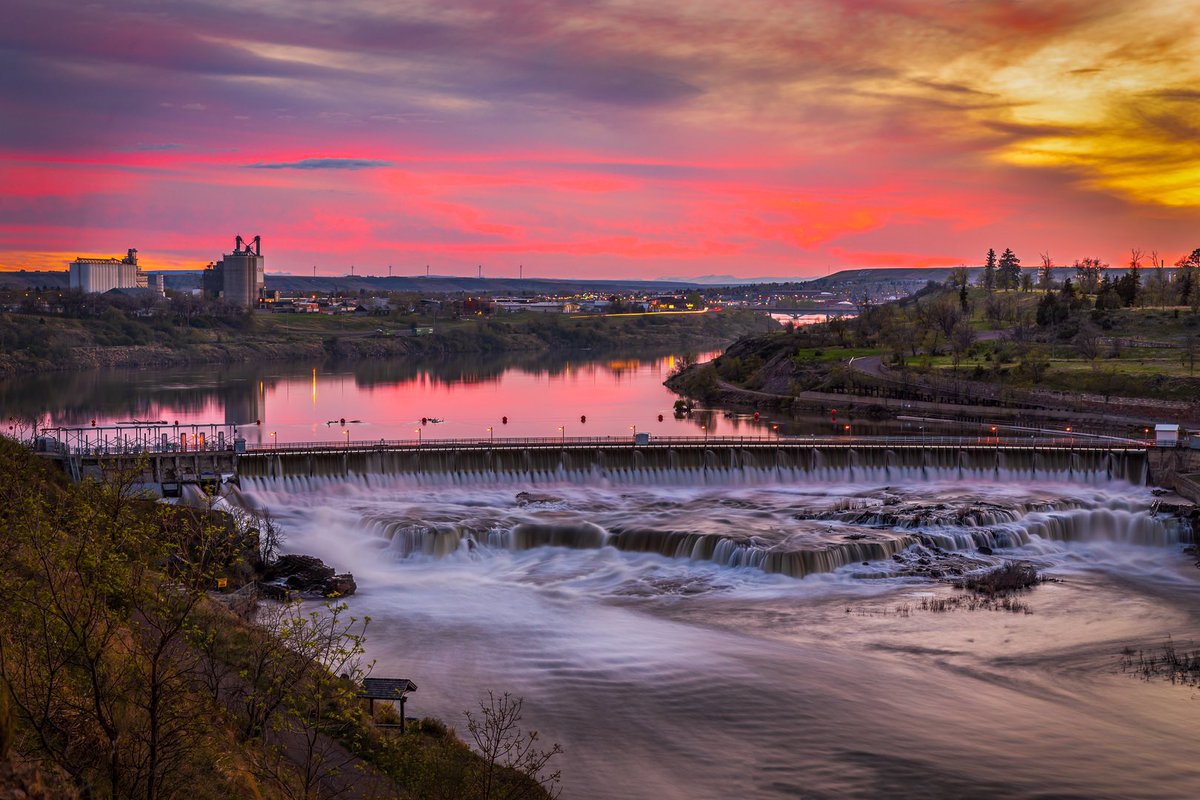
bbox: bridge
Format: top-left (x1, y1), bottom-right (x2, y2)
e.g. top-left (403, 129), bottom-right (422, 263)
top-left (747, 305), bottom-right (858, 316)
top-left (31, 423), bottom-right (1159, 494)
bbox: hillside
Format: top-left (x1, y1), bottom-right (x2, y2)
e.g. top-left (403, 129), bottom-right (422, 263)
top-left (0, 307), bottom-right (777, 378)
top-left (666, 280), bottom-right (1200, 425)
top-left (0, 438), bottom-right (560, 799)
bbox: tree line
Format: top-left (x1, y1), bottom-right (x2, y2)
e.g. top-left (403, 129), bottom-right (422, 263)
top-left (971, 246), bottom-right (1200, 311)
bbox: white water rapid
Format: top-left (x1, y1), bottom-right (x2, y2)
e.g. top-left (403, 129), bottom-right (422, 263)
top-left (238, 470), bottom-right (1200, 799)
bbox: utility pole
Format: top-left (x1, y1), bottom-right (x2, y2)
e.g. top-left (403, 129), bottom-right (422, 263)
top-left (519, 264), bottom-right (523, 280)
top-left (478, 264), bottom-right (482, 279)
top-left (313, 265), bottom-right (316, 277)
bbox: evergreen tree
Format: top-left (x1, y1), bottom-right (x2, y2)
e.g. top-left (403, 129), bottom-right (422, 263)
top-left (1035, 292), bottom-right (1066, 327)
top-left (1096, 275), bottom-right (1122, 310)
top-left (983, 248), bottom-right (997, 291)
top-left (1179, 268), bottom-right (1194, 308)
top-left (1059, 278), bottom-right (1077, 302)
top-left (1114, 267), bottom-right (1140, 307)
top-left (997, 248), bottom-right (1021, 290)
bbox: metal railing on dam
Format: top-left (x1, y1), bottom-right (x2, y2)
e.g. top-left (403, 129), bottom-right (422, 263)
top-left (235, 435), bottom-right (1151, 486)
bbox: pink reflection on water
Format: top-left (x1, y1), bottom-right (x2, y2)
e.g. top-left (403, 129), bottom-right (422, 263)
top-left (49, 351), bottom-right (781, 446)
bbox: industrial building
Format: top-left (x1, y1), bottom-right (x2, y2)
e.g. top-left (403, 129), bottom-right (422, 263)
top-left (68, 248), bottom-right (147, 293)
top-left (202, 235), bottom-right (266, 309)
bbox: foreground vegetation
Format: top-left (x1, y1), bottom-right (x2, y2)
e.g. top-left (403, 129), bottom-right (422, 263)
top-left (0, 439), bottom-right (559, 799)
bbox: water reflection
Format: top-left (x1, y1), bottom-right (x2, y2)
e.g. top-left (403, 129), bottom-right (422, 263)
top-left (2, 348), bottom-right (741, 444)
top-left (2, 346), bottom-right (1021, 446)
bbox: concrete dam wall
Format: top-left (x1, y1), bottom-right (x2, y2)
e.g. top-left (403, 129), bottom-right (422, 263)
top-left (236, 443), bottom-right (1149, 486)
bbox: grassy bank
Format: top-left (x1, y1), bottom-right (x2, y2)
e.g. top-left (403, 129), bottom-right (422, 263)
top-left (0, 308), bottom-right (775, 377)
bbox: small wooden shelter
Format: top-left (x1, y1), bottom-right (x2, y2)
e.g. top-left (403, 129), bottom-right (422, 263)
top-left (359, 678), bottom-right (417, 731)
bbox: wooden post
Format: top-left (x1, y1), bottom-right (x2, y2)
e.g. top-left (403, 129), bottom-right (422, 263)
top-left (399, 696), bottom-right (406, 732)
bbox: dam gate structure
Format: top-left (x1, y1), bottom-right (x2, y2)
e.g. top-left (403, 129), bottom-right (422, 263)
top-left (31, 427), bottom-right (1157, 492)
top-left (235, 436), bottom-right (1150, 487)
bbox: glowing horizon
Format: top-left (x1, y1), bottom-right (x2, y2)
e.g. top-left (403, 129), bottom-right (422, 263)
top-left (3, 0), bottom-right (1199, 278)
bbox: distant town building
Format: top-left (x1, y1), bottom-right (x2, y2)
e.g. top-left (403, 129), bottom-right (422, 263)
top-left (69, 248), bottom-right (147, 293)
top-left (492, 299), bottom-right (576, 314)
top-left (202, 235), bottom-right (266, 309)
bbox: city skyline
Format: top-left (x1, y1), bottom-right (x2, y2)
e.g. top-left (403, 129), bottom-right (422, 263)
top-left (3, 0), bottom-right (1199, 278)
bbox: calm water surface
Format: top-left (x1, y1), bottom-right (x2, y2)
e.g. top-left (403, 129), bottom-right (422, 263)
top-left (3, 347), bottom-right (949, 445)
top-left (4, 349), bottom-right (729, 444)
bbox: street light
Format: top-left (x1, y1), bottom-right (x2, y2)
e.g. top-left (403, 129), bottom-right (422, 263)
top-left (558, 425), bottom-right (565, 444)
top-left (270, 431), bottom-right (277, 449)
top-left (772, 424), bottom-right (779, 440)
top-left (630, 425), bottom-right (636, 442)
top-left (415, 427), bottom-right (422, 446)
top-left (343, 429), bottom-right (349, 448)
top-left (701, 424), bottom-right (707, 442)
top-left (487, 426), bottom-right (494, 444)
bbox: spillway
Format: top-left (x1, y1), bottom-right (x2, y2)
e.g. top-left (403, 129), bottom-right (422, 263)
top-left (236, 442), bottom-right (1148, 486)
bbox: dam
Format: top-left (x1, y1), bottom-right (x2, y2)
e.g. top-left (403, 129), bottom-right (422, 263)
top-left (33, 424), bottom-right (1168, 491)
top-left (237, 437), bottom-right (1150, 486)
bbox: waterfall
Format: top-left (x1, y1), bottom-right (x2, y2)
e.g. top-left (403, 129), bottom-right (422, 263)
top-left (235, 444), bottom-right (1149, 487)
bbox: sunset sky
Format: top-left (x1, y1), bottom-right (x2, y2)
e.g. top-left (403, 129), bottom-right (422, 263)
top-left (2, 0), bottom-right (1199, 279)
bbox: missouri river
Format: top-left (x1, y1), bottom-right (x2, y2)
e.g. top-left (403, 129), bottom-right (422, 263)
top-left (12, 347), bottom-right (1198, 796)
top-left (240, 469), bottom-right (1200, 799)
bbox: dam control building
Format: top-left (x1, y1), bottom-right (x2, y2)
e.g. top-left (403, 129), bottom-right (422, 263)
top-left (69, 248), bottom-right (147, 293)
top-left (202, 235), bottom-right (266, 309)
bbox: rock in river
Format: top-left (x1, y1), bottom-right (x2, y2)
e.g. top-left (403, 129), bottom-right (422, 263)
top-left (261, 553), bottom-right (357, 597)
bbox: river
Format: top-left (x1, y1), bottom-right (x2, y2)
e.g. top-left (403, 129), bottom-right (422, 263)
top-left (9, 348), bottom-right (1200, 797)
top-left (238, 470), bottom-right (1200, 798)
top-left (2, 347), bottom-right (971, 444)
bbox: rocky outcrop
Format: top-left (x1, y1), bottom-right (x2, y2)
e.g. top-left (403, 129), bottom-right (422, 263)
top-left (261, 554), bottom-right (357, 598)
top-left (516, 491), bottom-right (563, 506)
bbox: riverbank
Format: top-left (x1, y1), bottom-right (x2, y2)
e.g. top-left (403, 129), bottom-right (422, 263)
top-left (664, 321), bottom-right (1198, 430)
top-left (0, 439), bottom-right (558, 799)
top-left (0, 309), bottom-right (776, 378)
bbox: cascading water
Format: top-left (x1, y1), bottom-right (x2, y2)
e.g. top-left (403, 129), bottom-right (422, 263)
top-left (236, 466), bottom-right (1200, 799)
top-left (237, 443), bottom-right (1150, 487)
top-left (239, 470), bottom-right (1188, 582)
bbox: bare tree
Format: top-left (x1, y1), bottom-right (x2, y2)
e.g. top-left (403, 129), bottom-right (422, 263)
top-left (1073, 320), bottom-right (1102, 363)
top-left (1074, 258), bottom-right (1106, 295)
top-left (950, 322), bottom-right (976, 371)
top-left (1150, 250), bottom-right (1169, 309)
top-left (465, 692), bottom-right (562, 800)
top-left (1038, 253), bottom-right (1055, 292)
